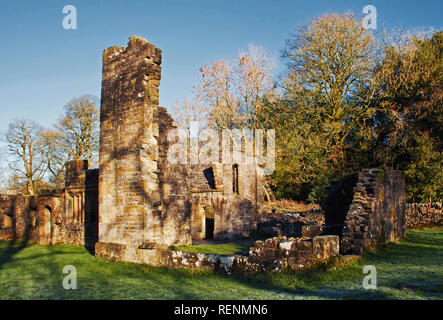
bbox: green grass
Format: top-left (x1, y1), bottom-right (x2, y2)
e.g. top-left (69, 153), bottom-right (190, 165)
top-left (169, 240), bottom-right (255, 255)
top-left (0, 227), bottom-right (442, 300)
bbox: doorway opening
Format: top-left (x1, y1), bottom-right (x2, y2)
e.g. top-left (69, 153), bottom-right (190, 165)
top-left (204, 205), bottom-right (215, 239)
top-left (44, 206), bottom-right (52, 244)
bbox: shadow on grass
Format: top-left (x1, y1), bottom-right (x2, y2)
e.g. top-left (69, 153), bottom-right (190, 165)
top-left (0, 236), bottom-right (30, 271)
top-left (1, 228), bottom-right (441, 299)
top-left (222, 228), bottom-right (443, 300)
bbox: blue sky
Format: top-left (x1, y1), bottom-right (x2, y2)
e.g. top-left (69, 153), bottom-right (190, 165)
top-left (0, 0), bottom-right (441, 135)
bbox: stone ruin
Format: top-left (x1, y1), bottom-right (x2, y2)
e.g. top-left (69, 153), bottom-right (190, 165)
top-left (0, 36), bottom-right (409, 273)
top-left (405, 203), bottom-right (443, 229)
top-left (322, 168), bottom-right (406, 254)
top-left (0, 36), bottom-right (265, 257)
top-left (95, 36), bottom-right (266, 262)
top-left (0, 160), bottom-right (98, 249)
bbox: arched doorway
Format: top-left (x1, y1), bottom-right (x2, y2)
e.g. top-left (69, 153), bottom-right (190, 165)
top-left (42, 206), bottom-right (52, 245)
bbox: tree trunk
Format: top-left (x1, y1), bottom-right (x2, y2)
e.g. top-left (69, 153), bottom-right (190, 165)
top-left (27, 177), bottom-right (34, 195)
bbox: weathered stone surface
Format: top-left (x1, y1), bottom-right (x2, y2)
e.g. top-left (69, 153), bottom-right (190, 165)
top-left (0, 160), bottom-right (98, 248)
top-left (312, 235), bottom-right (339, 259)
top-left (256, 210), bottom-right (324, 238)
top-left (322, 168), bottom-right (406, 255)
top-left (93, 234), bottom-right (342, 274)
top-left (235, 235), bottom-right (337, 273)
top-left (302, 224), bottom-right (323, 237)
top-left (96, 36), bottom-right (266, 261)
top-left (405, 203), bottom-right (443, 228)
top-left (0, 36), bottom-right (410, 275)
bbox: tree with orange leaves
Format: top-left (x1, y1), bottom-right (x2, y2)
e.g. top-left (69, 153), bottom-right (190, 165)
top-left (174, 44), bottom-right (277, 131)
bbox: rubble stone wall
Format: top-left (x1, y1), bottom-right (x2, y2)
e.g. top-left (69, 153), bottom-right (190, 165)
top-left (256, 209), bottom-right (325, 239)
top-left (189, 163), bottom-right (264, 241)
top-left (406, 203), bottom-right (443, 228)
top-left (324, 168), bottom-right (406, 255)
top-left (96, 235), bottom-right (339, 273)
top-left (0, 195), bottom-right (16, 240)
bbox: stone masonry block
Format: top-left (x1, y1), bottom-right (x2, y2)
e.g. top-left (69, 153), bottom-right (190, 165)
top-left (312, 235), bottom-right (339, 260)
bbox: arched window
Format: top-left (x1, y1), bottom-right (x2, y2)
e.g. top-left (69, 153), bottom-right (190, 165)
top-left (45, 206), bottom-right (52, 215)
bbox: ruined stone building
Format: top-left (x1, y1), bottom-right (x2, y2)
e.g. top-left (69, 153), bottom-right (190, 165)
top-left (0, 37), bottom-right (266, 261)
top-left (0, 36), bottom-right (407, 271)
top-left (321, 168), bottom-right (406, 254)
top-left (95, 36), bottom-right (265, 261)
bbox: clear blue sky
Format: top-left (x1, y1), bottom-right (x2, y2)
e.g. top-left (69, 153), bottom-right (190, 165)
top-left (0, 0), bottom-right (441, 134)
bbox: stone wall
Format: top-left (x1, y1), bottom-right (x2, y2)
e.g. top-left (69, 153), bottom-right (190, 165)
top-left (0, 160), bottom-right (99, 249)
top-left (156, 107), bottom-right (193, 246)
top-left (97, 36), bottom-right (192, 252)
top-left (96, 235), bottom-right (339, 274)
top-left (189, 163), bottom-right (264, 241)
top-left (406, 203), bottom-right (443, 228)
top-left (322, 168), bottom-right (406, 255)
top-left (237, 235), bottom-right (339, 273)
top-left (0, 195), bottom-right (16, 240)
top-left (0, 193), bottom-right (64, 245)
top-left (256, 209), bottom-right (325, 238)
top-left (60, 160), bottom-right (99, 248)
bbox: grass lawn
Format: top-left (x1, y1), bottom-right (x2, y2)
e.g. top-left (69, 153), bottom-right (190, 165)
top-left (0, 227), bottom-right (442, 300)
top-left (169, 239), bottom-right (257, 255)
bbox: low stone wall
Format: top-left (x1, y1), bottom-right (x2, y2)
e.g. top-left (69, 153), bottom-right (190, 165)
top-left (406, 203), bottom-right (443, 228)
top-left (0, 196), bottom-right (15, 239)
top-left (0, 193), bottom-right (98, 249)
top-left (256, 209), bottom-right (325, 238)
top-left (95, 241), bottom-right (237, 272)
top-left (236, 235), bottom-right (339, 273)
top-left (95, 235), bottom-right (339, 273)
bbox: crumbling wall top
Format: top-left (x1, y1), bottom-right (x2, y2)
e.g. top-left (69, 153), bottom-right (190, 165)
top-left (103, 36), bottom-right (162, 67)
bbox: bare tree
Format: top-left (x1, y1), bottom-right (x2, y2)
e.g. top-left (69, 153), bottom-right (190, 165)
top-left (0, 151), bottom-right (7, 192)
top-left (172, 99), bottom-right (205, 129)
top-left (55, 95), bottom-right (100, 165)
top-left (40, 129), bottom-right (68, 187)
top-left (174, 44), bottom-right (278, 130)
top-left (0, 167), bottom-right (7, 193)
top-left (5, 119), bottom-right (46, 195)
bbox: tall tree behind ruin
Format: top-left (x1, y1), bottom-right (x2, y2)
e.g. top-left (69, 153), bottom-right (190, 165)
top-left (273, 13), bottom-right (381, 201)
top-left (40, 95), bottom-right (100, 186)
top-left (374, 31), bottom-right (443, 202)
top-left (281, 12), bottom-right (379, 152)
top-left (4, 119), bottom-right (46, 195)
